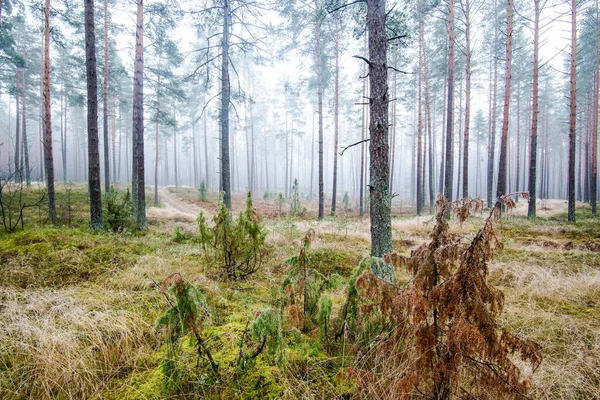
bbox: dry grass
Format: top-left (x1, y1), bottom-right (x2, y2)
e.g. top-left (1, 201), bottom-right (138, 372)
top-left (1, 190), bottom-right (599, 399)
top-left (0, 286), bottom-right (159, 399)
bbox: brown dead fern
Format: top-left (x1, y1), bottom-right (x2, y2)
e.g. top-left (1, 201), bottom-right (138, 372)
top-left (351, 193), bottom-right (541, 400)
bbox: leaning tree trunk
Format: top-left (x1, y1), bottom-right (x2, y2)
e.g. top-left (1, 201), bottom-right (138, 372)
top-left (85, 0), bottom-right (103, 230)
top-left (568, 0), bottom-right (577, 221)
top-left (43, 0), bottom-right (56, 222)
top-left (444, 0), bottom-right (455, 203)
top-left (132, 0), bottom-right (147, 229)
top-left (367, 0), bottom-right (393, 282)
top-left (220, 0), bottom-right (232, 209)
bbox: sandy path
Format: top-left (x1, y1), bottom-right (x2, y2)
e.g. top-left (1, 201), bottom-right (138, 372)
top-left (155, 187), bottom-right (202, 220)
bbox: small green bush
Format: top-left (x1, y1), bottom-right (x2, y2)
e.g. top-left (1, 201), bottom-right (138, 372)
top-left (104, 187), bottom-right (134, 232)
top-left (197, 191), bottom-right (268, 280)
top-left (198, 181), bottom-right (208, 202)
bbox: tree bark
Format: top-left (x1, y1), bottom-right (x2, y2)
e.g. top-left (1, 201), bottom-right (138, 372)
top-left (496, 0), bottom-right (514, 203)
top-left (85, 0), bottom-right (103, 230)
top-left (462, 0), bottom-right (471, 200)
top-left (367, 0), bottom-right (393, 277)
top-left (220, 0), bottom-right (232, 209)
top-left (331, 16), bottom-right (340, 214)
top-left (360, 35), bottom-right (367, 216)
top-left (567, 0), bottom-right (577, 221)
top-left (132, 0), bottom-right (147, 229)
top-left (22, 69), bottom-right (31, 187)
top-left (591, 0), bottom-right (599, 215)
top-left (103, 0), bottom-right (110, 192)
top-left (417, 2), bottom-right (424, 214)
top-left (316, 0), bottom-right (324, 219)
top-left (443, 0), bottom-right (455, 202)
top-left (43, 0), bottom-right (56, 222)
top-left (487, 10), bottom-right (499, 208)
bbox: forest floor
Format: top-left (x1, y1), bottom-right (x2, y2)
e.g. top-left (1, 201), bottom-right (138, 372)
top-left (0, 185), bottom-right (598, 399)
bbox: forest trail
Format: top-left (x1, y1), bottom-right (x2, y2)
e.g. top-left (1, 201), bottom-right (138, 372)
top-left (156, 187), bottom-right (202, 220)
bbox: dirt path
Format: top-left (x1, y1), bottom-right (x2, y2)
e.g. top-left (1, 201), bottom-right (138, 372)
top-left (156, 187), bottom-right (202, 219)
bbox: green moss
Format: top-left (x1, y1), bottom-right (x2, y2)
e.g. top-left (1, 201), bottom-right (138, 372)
top-left (309, 248), bottom-right (358, 276)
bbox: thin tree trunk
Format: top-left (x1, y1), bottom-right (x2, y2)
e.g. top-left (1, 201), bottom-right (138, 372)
top-left (43, 0), bottom-right (56, 222)
top-left (331, 16), bottom-right (340, 214)
top-left (103, 0), bottom-right (110, 192)
top-left (567, 0), bottom-right (577, 221)
top-left (487, 22), bottom-right (499, 208)
top-left (204, 111), bottom-right (209, 189)
top-left (22, 69), bottom-right (30, 187)
top-left (132, 0), bottom-right (147, 229)
top-left (591, 0), bottom-right (599, 214)
top-left (85, 0), bottom-right (103, 229)
top-left (220, 0), bottom-right (232, 209)
top-left (14, 70), bottom-right (21, 182)
top-left (444, 0), bottom-right (455, 203)
top-left (154, 106), bottom-right (159, 206)
top-left (528, 0), bottom-right (541, 217)
top-left (417, 2), bottom-right (424, 214)
top-left (360, 35), bottom-right (367, 216)
top-left (174, 109), bottom-right (179, 188)
top-left (193, 119), bottom-right (198, 188)
top-left (462, 0), bottom-right (471, 199)
top-left (316, 0), bottom-right (324, 219)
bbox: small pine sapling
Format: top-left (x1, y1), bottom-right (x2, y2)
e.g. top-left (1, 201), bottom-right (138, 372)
top-left (289, 178), bottom-right (305, 216)
top-left (275, 192), bottom-right (285, 215)
top-left (197, 191), bottom-right (268, 280)
top-left (104, 186), bottom-right (134, 232)
top-left (198, 180), bottom-right (208, 202)
top-left (155, 273), bottom-right (219, 395)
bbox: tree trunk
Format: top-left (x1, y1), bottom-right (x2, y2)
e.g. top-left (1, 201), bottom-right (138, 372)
top-left (204, 111), bottom-right (209, 189)
top-left (416, 3), bottom-right (424, 214)
top-left (85, 0), bottom-right (103, 230)
top-left (22, 70), bottom-right (31, 187)
top-left (591, 0), bottom-right (599, 215)
top-left (439, 74), bottom-right (447, 194)
top-left (132, 0), bottom-right (147, 229)
top-left (367, 0), bottom-right (393, 278)
top-left (220, 0), bottom-right (232, 209)
top-left (331, 16), bottom-right (340, 214)
top-left (568, 0), bottom-right (577, 221)
top-left (360, 35), bottom-right (367, 216)
top-left (174, 110), bottom-right (179, 188)
top-left (316, 0), bottom-right (324, 219)
top-left (154, 106), bottom-right (159, 206)
top-left (14, 70), bottom-right (21, 182)
top-left (462, 0), bottom-right (471, 200)
top-left (487, 24), bottom-right (499, 208)
top-left (193, 120), bottom-right (198, 188)
top-left (103, 0), bottom-right (110, 192)
top-left (424, 28), bottom-right (434, 212)
top-left (443, 0), bottom-right (455, 203)
top-left (496, 0), bottom-right (514, 203)
top-left (43, 0), bottom-right (56, 222)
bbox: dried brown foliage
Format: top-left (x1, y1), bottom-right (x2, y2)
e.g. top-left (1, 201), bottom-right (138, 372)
top-left (352, 194), bottom-right (541, 399)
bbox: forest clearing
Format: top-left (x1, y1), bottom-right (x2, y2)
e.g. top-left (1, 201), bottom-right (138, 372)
top-left (0, 185), bottom-right (598, 399)
top-left (1, 0), bottom-right (600, 397)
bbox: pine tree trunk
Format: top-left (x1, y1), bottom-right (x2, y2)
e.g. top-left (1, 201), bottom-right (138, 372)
top-left (416, 3), bottom-right (424, 214)
top-left (487, 34), bottom-right (498, 207)
top-left (515, 84), bottom-right (521, 198)
top-left (154, 108), bottom-right (159, 206)
top-left (496, 0), bottom-right (514, 202)
top-left (204, 111), bottom-right (209, 190)
top-left (103, 0), bottom-right (110, 192)
top-left (174, 110), bottom-right (179, 188)
top-left (14, 70), bottom-right (21, 182)
top-left (367, 0), bottom-right (393, 273)
top-left (316, 0), bottom-right (324, 219)
top-left (132, 0), bottom-right (147, 229)
top-left (193, 120), bottom-right (198, 188)
top-left (568, 0), bottom-right (577, 221)
top-left (462, 0), bottom-right (471, 199)
top-left (439, 74), bottom-right (447, 194)
top-left (85, 0), bottom-right (103, 230)
top-left (331, 16), bottom-right (340, 214)
top-left (360, 36), bottom-right (367, 216)
top-left (528, 0), bottom-right (540, 217)
top-left (43, 0), bottom-right (56, 222)
top-left (220, 0), bottom-right (232, 209)
top-left (443, 0), bottom-right (455, 203)
top-left (22, 70), bottom-right (31, 187)
top-left (591, 0), bottom-right (599, 214)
